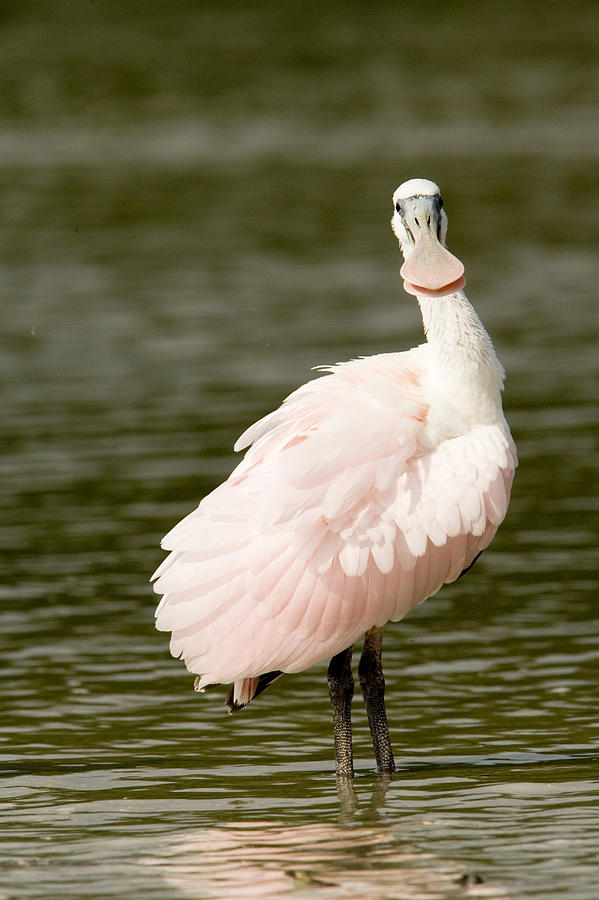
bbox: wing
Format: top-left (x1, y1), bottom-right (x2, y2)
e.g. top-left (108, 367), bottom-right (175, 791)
top-left (153, 347), bottom-right (516, 701)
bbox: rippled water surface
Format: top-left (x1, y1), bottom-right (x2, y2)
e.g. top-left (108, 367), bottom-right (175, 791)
top-left (2, 1), bottom-right (599, 897)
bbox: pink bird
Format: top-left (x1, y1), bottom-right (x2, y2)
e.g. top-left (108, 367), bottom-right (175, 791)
top-left (153, 178), bottom-right (516, 777)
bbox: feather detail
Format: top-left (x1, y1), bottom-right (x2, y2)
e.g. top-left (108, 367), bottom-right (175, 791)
top-left (153, 347), bottom-right (516, 697)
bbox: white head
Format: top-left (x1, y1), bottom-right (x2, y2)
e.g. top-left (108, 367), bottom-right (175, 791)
top-left (391, 178), bottom-right (465, 297)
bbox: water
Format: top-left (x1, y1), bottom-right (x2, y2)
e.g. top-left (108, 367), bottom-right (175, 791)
top-left (2, 1), bottom-right (599, 896)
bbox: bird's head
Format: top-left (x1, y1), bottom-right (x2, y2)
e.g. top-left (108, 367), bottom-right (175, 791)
top-left (391, 178), bottom-right (466, 298)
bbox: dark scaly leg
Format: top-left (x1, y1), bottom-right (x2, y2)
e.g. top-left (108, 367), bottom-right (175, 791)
top-left (358, 626), bottom-right (395, 773)
top-left (327, 646), bottom-right (354, 777)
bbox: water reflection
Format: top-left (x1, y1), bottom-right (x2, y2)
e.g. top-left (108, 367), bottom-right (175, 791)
top-left (144, 814), bottom-right (506, 899)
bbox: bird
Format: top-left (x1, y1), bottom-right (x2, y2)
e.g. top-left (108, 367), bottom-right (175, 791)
top-left (152, 178), bottom-right (517, 777)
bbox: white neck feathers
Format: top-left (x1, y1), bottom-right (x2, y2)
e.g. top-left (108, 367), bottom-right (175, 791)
top-left (418, 292), bottom-right (505, 424)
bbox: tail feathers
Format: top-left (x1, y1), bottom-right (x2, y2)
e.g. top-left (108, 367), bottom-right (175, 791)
top-left (225, 671), bottom-right (284, 713)
top-left (457, 548), bottom-right (484, 578)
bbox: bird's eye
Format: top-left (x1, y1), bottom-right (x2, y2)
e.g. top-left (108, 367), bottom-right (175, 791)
top-left (395, 202), bottom-right (401, 214)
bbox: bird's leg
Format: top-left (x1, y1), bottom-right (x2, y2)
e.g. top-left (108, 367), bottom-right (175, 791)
top-left (327, 646), bottom-right (354, 777)
top-left (358, 626), bottom-right (396, 773)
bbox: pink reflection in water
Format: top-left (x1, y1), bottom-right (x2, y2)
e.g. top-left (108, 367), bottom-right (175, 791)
top-left (143, 820), bottom-right (506, 899)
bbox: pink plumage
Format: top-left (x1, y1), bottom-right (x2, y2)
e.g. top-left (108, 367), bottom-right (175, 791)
top-left (153, 178), bottom-right (516, 774)
top-left (154, 353), bottom-right (515, 696)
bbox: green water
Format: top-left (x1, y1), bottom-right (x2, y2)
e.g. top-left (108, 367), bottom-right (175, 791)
top-left (2, 1), bottom-right (599, 897)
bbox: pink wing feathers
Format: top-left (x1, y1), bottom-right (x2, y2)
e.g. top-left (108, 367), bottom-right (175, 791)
top-left (153, 348), bottom-right (516, 705)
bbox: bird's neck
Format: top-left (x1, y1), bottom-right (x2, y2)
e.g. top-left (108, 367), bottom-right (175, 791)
top-left (418, 291), bottom-right (505, 424)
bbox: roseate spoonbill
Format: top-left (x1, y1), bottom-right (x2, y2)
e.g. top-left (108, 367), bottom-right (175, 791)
top-left (153, 178), bottom-right (516, 777)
